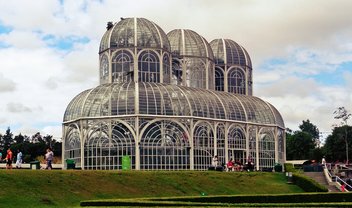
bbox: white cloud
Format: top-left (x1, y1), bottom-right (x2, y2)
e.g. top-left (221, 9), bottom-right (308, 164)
top-left (0, 30), bottom-right (46, 49)
top-left (0, 73), bottom-right (15, 92)
top-left (0, 0), bottom-right (351, 138)
top-left (7, 102), bottom-right (32, 113)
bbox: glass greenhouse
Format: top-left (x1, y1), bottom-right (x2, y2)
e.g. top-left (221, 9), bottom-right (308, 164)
top-left (63, 17), bottom-right (285, 170)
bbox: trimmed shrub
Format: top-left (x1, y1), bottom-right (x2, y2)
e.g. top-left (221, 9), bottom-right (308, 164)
top-left (292, 173), bottom-right (328, 192)
top-left (284, 163), bottom-right (296, 173)
top-left (81, 193), bottom-right (352, 206)
top-left (284, 162), bottom-right (328, 192)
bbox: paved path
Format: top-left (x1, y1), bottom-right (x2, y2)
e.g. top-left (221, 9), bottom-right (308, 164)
top-left (0, 163), bottom-right (62, 169)
top-left (303, 172), bottom-right (340, 192)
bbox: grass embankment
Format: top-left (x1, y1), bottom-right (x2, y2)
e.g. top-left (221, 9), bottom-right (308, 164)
top-left (0, 170), bottom-right (303, 207)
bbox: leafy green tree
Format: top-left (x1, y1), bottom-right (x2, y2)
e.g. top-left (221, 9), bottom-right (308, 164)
top-left (43, 134), bottom-right (53, 148)
top-left (3, 127), bottom-right (13, 151)
top-left (286, 131), bottom-right (316, 160)
top-left (31, 132), bottom-right (43, 143)
top-left (333, 107), bottom-right (351, 162)
top-left (323, 125), bottom-right (352, 162)
top-left (9, 132), bottom-right (62, 163)
top-left (0, 133), bottom-right (2, 145)
top-left (14, 133), bottom-right (25, 144)
top-left (299, 119), bottom-right (320, 146)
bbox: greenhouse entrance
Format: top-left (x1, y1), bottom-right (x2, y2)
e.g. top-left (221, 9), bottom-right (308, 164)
top-left (228, 150), bottom-right (246, 165)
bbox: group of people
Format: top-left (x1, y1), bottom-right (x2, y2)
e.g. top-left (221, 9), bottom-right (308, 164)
top-left (211, 155), bottom-right (249, 172)
top-left (226, 158), bottom-right (244, 171)
top-left (0, 149), bottom-right (23, 169)
top-left (0, 147), bottom-right (54, 170)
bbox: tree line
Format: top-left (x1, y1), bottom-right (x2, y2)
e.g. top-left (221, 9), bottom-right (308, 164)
top-left (0, 127), bottom-right (62, 163)
top-left (286, 107), bottom-right (352, 163)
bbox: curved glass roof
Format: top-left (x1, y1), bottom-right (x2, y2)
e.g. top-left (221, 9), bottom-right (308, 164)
top-left (167, 29), bottom-right (214, 60)
top-left (64, 82), bottom-right (284, 128)
top-left (210, 39), bottom-right (252, 68)
top-left (99, 18), bottom-right (170, 53)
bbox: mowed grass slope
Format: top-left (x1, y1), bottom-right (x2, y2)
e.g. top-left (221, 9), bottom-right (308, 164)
top-left (0, 170), bottom-right (303, 207)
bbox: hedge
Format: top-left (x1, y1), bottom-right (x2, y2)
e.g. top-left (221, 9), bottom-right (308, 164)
top-left (284, 162), bottom-right (328, 192)
top-left (81, 193), bottom-right (352, 207)
top-left (292, 173), bottom-right (328, 192)
top-left (157, 192), bottom-right (351, 203)
top-left (284, 163), bottom-right (296, 173)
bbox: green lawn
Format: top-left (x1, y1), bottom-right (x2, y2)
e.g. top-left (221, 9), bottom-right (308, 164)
top-left (0, 170), bottom-right (303, 207)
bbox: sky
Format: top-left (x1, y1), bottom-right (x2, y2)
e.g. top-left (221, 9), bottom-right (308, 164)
top-left (0, 0), bottom-right (351, 142)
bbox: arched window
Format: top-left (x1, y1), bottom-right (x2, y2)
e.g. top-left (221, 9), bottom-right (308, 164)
top-left (215, 67), bottom-right (224, 91)
top-left (64, 127), bottom-right (81, 167)
top-left (100, 54), bottom-right (109, 84)
top-left (112, 50), bottom-right (134, 83)
top-left (228, 126), bottom-right (246, 165)
top-left (163, 54), bottom-right (171, 83)
top-left (171, 60), bottom-right (182, 85)
top-left (216, 124), bottom-right (226, 164)
top-left (228, 68), bottom-right (245, 94)
top-left (138, 50), bottom-right (160, 82)
top-left (140, 120), bottom-right (190, 170)
top-left (259, 128), bottom-right (275, 169)
top-left (186, 59), bottom-right (206, 89)
top-left (84, 122), bottom-right (135, 170)
top-left (193, 123), bottom-right (214, 170)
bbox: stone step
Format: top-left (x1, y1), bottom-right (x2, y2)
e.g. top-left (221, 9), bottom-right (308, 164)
top-left (303, 171), bottom-right (340, 192)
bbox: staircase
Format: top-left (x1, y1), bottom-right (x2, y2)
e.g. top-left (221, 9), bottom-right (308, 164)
top-left (303, 172), bottom-right (340, 192)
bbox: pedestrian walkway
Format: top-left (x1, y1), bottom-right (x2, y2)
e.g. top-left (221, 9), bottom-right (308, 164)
top-left (0, 163), bottom-right (62, 169)
top-left (304, 172), bottom-right (340, 192)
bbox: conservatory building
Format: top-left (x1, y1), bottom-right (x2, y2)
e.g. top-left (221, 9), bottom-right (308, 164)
top-left (63, 17), bottom-right (285, 171)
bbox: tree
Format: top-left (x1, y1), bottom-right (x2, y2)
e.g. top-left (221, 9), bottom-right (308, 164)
top-left (334, 107), bottom-right (351, 162)
top-left (31, 132), bottom-right (43, 143)
top-left (323, 125), bottom-right (352, 162)
top-left (14, 133), bottom-right (25, 144)
top-left (286, 131), bottom-right (316, 160)
top-left (3, 127), bottom-right (13, 151)
top-left (299, 119), bottom-right (320, 146)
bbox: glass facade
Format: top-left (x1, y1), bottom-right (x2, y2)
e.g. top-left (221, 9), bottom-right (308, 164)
top-left (63, 17), bottom-right (285, 171)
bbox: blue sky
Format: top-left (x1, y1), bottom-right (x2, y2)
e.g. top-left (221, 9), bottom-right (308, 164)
top-left (0, 0), bottom-right (351, 141)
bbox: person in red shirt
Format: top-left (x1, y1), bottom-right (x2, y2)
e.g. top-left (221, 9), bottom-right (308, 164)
top-left (227, 158), bottom-right (234, 171)
top-left (341, 184), bottom-right (346, 192)
top-left (6, 149), bottom-right (13, 169)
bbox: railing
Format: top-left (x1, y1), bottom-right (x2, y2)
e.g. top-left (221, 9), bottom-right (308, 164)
top-left (325, 163), bottom-right (352, 192)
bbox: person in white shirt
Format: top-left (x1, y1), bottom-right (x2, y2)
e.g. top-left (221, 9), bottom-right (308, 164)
top-left (16, 149), bottom-right (23, 169)
top-left (212, 155), bottom-right (218, 167)
top-left (45, 148), bottom-right (54, 170)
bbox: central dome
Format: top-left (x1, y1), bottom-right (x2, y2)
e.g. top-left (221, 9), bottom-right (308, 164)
top-left (99, 17), bottom-right (171, 52)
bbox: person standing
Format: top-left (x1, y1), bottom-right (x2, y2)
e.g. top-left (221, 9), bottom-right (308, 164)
top-left (16, 149), bottom-right (23, 169)
top-left (212, 155), bottom-right (219, 167)
top-left (341, 184), bottom-right (346, 192)
top-left (227, 158), bottom-right (234, 171)
top-left (0, 150), bottom-right (2, 161)
top-left (45, 148), bottom-right (54, 170)
top-left (6, 149), bottom-right (13, 169)
top-left (322, 157), bottom-right (326, 166)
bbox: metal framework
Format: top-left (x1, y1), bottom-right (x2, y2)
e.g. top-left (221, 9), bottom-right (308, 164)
top-left (210, 39), bottom-right (253, 95)
top-left (63, 17), bottom-right (285, 171)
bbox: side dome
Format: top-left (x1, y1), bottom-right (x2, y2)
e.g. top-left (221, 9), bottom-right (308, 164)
top-left (210, 39), bottom-right (252, 68)
top-left (99, 17), bottom-right (171, 52)
top-left (167, 29), bottom-right (214, 90)
top-left (167, 29), bottom-right (214, 60)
